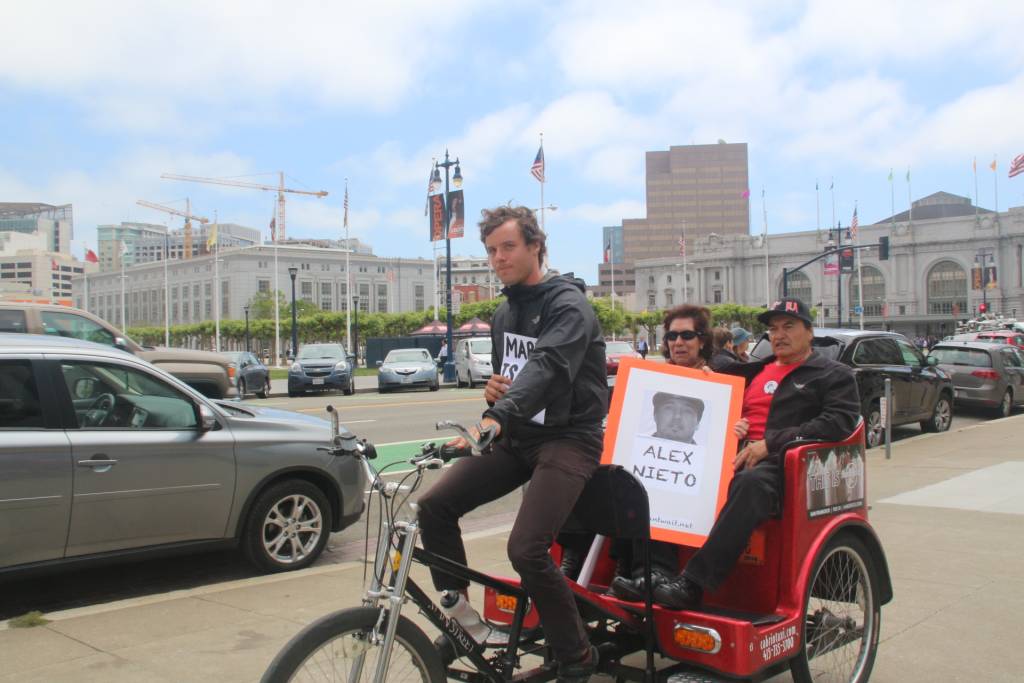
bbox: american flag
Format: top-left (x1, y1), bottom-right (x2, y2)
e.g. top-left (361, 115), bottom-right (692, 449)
top-left (1010, 153), bottom-right (1024, 178)
top-left (604, 241), bottom-right (611, 264)
top-left (678, 235), bottom-right (686, 257)
top-left (850, 206), bottom-right (859, 239)
top-left (531, 145), bottom-right (545, 183)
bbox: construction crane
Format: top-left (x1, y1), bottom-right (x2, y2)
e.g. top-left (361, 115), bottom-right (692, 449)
top-left (160, 172), bottom-right (328, 242)
top-left (136, 199), bottom-right (210, 260)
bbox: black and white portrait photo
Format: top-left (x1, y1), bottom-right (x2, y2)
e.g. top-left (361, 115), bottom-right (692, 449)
top-left (648, 391), bottom-right (706, 445)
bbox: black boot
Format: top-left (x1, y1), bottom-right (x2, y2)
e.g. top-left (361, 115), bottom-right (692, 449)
top-left (557, 644), bottom-right (598, 682)
top-left (559, 547), bottom-right (584, 581)
top-left (653, 575), bottom-right (704, 610)
top-left (609, 571), bottom-right (670, 602)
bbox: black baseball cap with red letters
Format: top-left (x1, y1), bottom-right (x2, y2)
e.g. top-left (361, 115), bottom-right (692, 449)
top-left (757, 297), bottom-right (814, 326)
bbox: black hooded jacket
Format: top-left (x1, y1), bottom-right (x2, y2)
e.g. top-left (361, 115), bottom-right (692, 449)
top-left (483, 274), bottom-right (607, 445)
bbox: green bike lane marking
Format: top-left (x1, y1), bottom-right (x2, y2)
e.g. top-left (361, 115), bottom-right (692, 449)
top-left (369, 438), bottom-right (443, 472)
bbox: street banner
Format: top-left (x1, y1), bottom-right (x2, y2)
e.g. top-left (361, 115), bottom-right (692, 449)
top-left (839, 246), bottom-right (855, 273)
top-left (824, 251), bottom-right (839, 276)
top-left (429, 194), bottom-right (445, 242)
top-left (602, 357), bottom-right (744, 547)
top-left (448, 189), bottom-right (465, 239)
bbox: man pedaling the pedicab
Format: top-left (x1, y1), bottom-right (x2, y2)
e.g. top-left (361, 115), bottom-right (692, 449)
top-left (417, 205), bottom-right (608, 682)
top-left (611, 297), bottom-right (861, 611)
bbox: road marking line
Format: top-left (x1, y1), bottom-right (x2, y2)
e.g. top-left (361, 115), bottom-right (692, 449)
top-left (298, 396), bottom-right (481, 411)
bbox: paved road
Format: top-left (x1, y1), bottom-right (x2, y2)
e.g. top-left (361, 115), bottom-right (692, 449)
top-left (0, 389), bottom-right (993, 621)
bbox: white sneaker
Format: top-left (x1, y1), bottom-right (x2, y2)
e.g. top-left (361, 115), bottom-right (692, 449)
top-left (440, 591), bottom-right (492, 642)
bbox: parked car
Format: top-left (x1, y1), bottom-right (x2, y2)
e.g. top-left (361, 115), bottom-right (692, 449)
top-left (0, 333), bottom-right (368, 578)
top-left (288, 343), bottom-right (354, 397)
top-left (0, 302), bottom-right (232, 398)
top-left (377, 348), bottom-right (440, 393)
top-left (974, 329), bottom-right (1024, 350)
top-left (454, 336), bottom-right (492, 388)
top-left (605, 340), bottom-right (639, 375)
top-left (928, 341), bottom-right (1024, 417)
top-left (751, 328), bottom-right (954, 448)
top-left (223, 351), bottom-right (271, 399)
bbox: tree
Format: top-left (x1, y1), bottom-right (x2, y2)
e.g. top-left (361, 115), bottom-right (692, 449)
top-left (247, 290), bottom-right (317, 319)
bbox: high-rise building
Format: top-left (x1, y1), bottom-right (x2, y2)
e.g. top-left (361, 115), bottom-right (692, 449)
top-left (598, 142), bottom-right (750, 295)
top-left (0, 203), bottom-right (74, 254)
top-left (131, 223), bottom-right (261, 264)
top-left (97, 222), bottom-right (168, 272)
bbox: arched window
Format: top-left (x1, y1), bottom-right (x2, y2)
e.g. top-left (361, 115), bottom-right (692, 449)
top-left (927, 261), bottom-right (967, 315)
top-left (849, 266), bottom-right (886, 316)
top-left (780, 271), bottom-right (812, 304)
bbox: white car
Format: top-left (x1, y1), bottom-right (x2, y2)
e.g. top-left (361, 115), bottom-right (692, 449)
top-left (454, 336), bottom-right (492, 388)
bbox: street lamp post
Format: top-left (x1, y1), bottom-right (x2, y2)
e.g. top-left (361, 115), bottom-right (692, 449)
top-left (244, 305), bottom-right (251, 353)
top-left (288, 267), bottom-right (298, 359)
top-left (433, 150), bottom-right (462, 383)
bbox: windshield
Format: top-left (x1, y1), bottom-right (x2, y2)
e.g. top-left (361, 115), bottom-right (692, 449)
top-left (750, 335), bottom-right (843, 361)
top-left (297, 344), bottom-right (345, 360)
top-left (929, 347), bottom-right (992, 367)
top-left (606, 341), bottom-right (635, 354)
top-left (386, 350), bottom-right (431, 363)
top-left (469, 339), bottom-right (492, 355)
top-left (222, 352), bottom-right (243, 363)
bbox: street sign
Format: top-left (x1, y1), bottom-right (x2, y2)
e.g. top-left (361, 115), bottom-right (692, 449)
top-left (853, 305), bottom-right (863, 314)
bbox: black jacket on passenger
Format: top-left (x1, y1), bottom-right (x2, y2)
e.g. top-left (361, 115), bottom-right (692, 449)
top-left (709, 348), bottom-right (740, 372)
top-left (483, 273), bottom-right (607, 445)
top-left (718, 350), bottom-right (860, 463)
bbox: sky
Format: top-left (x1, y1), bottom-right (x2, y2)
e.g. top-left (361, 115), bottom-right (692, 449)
top-left (3, 0), bottom-right (1024, 285)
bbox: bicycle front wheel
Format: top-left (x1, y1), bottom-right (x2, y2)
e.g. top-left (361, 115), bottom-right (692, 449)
top-left (262, 606), bottom-right (446, 683)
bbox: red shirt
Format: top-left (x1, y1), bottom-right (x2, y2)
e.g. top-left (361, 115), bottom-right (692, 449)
top-left (742, 360), bottom-right (804, 441)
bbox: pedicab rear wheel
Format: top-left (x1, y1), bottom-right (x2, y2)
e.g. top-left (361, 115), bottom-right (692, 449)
top-left (790, 532), bottom-right (880, 683)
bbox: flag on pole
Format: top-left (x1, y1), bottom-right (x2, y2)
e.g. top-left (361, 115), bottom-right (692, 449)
top-left (269, 216), bottom-right (276, 242)
top-left (678, 235), bottom-right (686, 257)
top-left (850, 206), bottom-right (859, 238)
top-left (85, 249), bottom-right (98, 264)
top-left (1010, 153), bottom-right (1024, 178)
top-left (741, 188), bottom-right (750, 199)
top-left (343, 183), bottom-right (349, 228)
top-left (989, 158), bottom-right (997, 172)
top-left (906, 169), bottom-right (911, 182)
top-left (120, 241), bottom-right (129, 256)
top-left (973, 158), bottom-right (977, 173)
top-left (51, 259), bottom-right (59, 271)
top-left (887, 169), bottom-right (893, 182)
top-left (530, 145), bottom-right (545, 182)
top-left (424, 163), bottom-right (437, 216)
top-left (603, 241), bottom-right (611, 264)
top-left (207, 223), bottom-right (218, 249)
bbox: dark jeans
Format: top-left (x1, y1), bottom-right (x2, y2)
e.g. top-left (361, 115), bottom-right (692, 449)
top-left (619, 460), bottom-right (781, 591)
top-left (417, 436), bottom-right (601, 661)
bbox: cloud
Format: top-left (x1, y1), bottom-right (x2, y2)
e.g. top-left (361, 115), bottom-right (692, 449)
top-left (563, 199), bottom-right (646, 224)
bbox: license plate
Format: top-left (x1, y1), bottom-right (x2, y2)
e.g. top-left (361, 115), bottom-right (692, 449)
top-left (313, 378), bottom-right (325, 385)
top-left (402, 376), bottom-right (411, 384)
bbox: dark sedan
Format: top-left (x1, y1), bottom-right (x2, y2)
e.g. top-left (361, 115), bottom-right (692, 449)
top-left (605, 340), bottom-right (639, 375)
top-left (223, 351), bottom-right (271, 399)
top-left (752, 328), bottom-right (954, 448)
top-left (288, 344), bottom-right (354, 397)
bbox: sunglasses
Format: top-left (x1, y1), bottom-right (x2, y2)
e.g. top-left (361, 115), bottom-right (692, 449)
top-left (664, 330), bottom-right (704, 342)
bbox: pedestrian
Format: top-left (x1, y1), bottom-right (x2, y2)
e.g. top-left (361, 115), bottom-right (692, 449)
top-left (637, 337), bottom-right (649, 359)
top-left (437, 340), bottom-right (448, 370)
top-left (417, 205), bottom-right (608, 682)
top-left (709, 327), bottom-right (737, 371)
top-left (731, 327), bottom-right (753, 362)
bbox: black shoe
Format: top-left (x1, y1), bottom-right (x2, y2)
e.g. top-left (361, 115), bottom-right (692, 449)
top-left (557, 644), bottom-right (598, 682)
top-left (653, 575), bottom-right (704, 610)
top-left (609, 571), bottom-right (669, 602)
top-left (559, 547), bottom-right (584, 581)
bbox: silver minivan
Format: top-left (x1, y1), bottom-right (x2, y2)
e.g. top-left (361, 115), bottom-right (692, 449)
top-left (0, 333), bottom-right (367, 577)
top-left (454, 336), bottom-right (492, 388)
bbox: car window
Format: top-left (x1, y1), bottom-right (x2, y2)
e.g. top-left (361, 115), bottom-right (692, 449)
top-left (386, 350), bottom-right (431, 363)
top-left (606, 341), bottom-right (635, 354)
top-left (0, 360), bottom-right (44, 429)
top-left (469, 339), bottom-right (492, 355)
top-left (40, 311), bottom-right (116, 347)
top-left (852, 338), bottom-right (902, 365)
top-left (60, 361), bottom-right (198, 430)
top-left (1001, 349), bottom-right (1022, 368)
top-left (297, 344), bottom-right (344, 360)
top-left (929, 347), bottom-right (993, 367)
top-left (0, 309), bottom-right (27, 333)
top-left (895, 339), bottom-right (924, 367)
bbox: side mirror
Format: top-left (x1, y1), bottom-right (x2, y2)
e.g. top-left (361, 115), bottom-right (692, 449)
top-left (196, 402), bottom-right (219, 432)
top-left (74, 377), bottom-right (97, 400)
top-left (113, 336), bottom-right (129, 351)
top-left (375, 360), bottom-right (383, 367)
top-left (926, 355), bottom-right (938, 366)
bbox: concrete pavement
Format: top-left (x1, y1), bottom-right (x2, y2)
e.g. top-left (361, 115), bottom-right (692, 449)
top-left (4, 415), bottom-right (1024, 681)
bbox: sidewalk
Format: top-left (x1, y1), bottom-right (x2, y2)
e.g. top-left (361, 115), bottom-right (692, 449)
top-left (3, 416), bottom-right (1024, 681)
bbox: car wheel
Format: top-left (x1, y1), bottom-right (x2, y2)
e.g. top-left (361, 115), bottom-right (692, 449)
top-left (995, 389), bottom-right (1013, 418)
top-left (288, 390), bottom-right (298, 398)
top-left (243, 479), bottom-right (332, 573)
top-left (257, 377), bottom-right (271, 399)
top-left (922, 393), bottom-right (952, 433)
top-left (467, 373), bottom-right (476, 389)
top-left (455, 370), bottom-right (464, 388)
top-left (864, 404), bottom-right (883, 449)
top-left (430, 379), bottom-right (440, 392)
top-left (237, 377), bottom-right (246, 398)
top-left (343, 380), bottom-right (355, 396)
top-left (378, 385), bottom-right (388, 394)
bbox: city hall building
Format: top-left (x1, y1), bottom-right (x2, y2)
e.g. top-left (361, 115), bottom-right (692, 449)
top-left (632, 192), bottom-right (1023, 339)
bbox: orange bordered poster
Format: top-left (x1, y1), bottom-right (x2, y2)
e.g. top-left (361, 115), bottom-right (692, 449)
top-left (602, 357), bottom-right (745, 547)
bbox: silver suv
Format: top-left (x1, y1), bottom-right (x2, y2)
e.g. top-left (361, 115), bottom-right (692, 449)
top-left (0, 333), bottom-right (367, 577)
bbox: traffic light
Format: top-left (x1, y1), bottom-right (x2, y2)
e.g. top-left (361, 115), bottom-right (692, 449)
top-left (979, 302), bottom-right (988, 314)
top-left (878, 236), bottom-right (890, 260)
